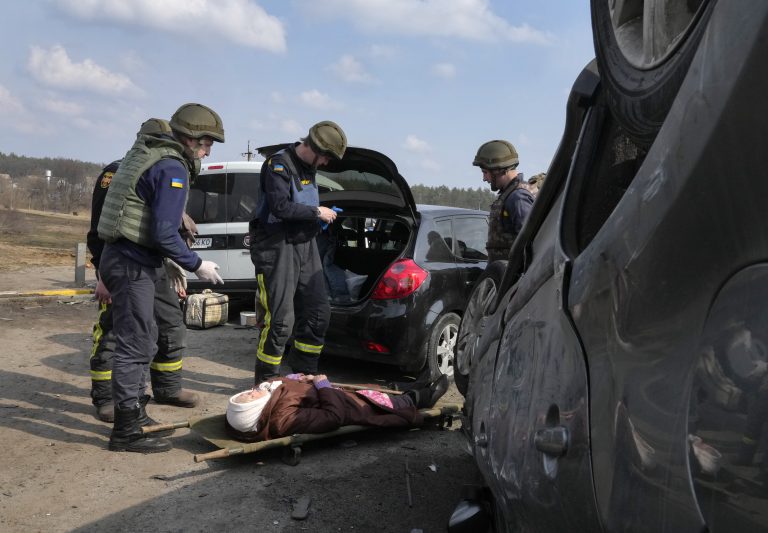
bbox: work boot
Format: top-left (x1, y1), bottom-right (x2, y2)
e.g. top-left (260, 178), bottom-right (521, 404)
top-left (255, 360), bottom-right (280, 385)
top-left (138, 395), bottom-right (175, 438)
top-left (109, 404), bottom-right (172, 453)
top-left (154, 389), bottom-right (200, 408)
top-left (406, 374), bottom-right (449, 409)
top-left (94, 402), bottom-right (114, 423)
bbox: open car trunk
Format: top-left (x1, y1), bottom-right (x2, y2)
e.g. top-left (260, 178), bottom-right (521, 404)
top-left (318, 213), bottom-right (412, 303)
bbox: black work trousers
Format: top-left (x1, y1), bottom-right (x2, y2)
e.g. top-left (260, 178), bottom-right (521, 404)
top-left (89, 275), bottom-right (187, 406)
top-left (251, 229), bottom-right (330, 375)
top-left (99, 245), bottom-right (186, 409)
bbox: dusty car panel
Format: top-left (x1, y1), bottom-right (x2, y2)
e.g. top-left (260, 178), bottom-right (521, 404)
top-left (456, 1), bottom-right (768, 531)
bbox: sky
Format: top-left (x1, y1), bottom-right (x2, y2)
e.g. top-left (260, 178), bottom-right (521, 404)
top-left (0, 0), bottom-right (594, 188)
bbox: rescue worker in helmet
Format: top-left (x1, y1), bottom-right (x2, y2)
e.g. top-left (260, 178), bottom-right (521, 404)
top-left (86, 118), bottom-right (201, 424)
top-left (473, 140), bottom-right (534, 262)
top-left (249, 120), bottom-right (347, 383)
top-left (96, 103), bottom-right (225, 453)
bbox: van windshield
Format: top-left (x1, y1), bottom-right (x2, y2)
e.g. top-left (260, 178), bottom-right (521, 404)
top-left (187, 172), bottom-right (260, 223)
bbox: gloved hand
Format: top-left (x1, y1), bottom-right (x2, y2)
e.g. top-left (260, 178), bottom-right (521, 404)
top-left (94, 278), bottom-right (112, 304)
top-left (164, 258), bottom-right (188, 296)
top-left (195, 260), bottom-right (224, 285)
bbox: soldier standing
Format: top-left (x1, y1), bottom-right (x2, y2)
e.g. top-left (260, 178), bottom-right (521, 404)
top-left (473, 140), bottom-right (534, 262)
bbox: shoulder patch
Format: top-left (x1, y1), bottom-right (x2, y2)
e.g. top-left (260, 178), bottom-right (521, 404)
top-left (100, 172), bottom-right (114, 188)
top-left (171, 177), bottom-right (185, 189)
top-left (272, 163), bottom-right (285, 172)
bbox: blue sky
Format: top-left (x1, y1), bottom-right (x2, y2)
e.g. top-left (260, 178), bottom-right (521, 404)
top-left (0, 1), bottom-right (594, 188)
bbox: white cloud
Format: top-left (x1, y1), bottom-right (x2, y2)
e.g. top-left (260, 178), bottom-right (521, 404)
top-left (0, 85), bottom-right (53, 135)
top-left (0, 85), bottom-right (25, 114)
top-left (330, 55), bottom-right (374, 84)
top-left (271, 91), bottom-right (285, 103)
top-left (431, 63), bottom-right (456, 79)
top-left (27, 45), bottom-right (140, 96)
top-left (53, 0), bottom-right (286, 52)
top-left (279, 119), bottom-right (304, 136)
top-left (303, 0), bottom-right (551, 44)
top-left (299, 90), bottom-right (342, 110)
top-left (404, 135), bottom-right (430, 153)
top-left (40, 98), bottom-right (84, 116)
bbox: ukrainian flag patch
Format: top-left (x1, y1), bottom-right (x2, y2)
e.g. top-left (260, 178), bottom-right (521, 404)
top-left (272, 164), bottom-right (284, 172)
top-left (171, 177), bottom-right (185, 189)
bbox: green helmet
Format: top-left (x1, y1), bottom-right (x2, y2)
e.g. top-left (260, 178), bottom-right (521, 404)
top-left (137, 118), bottom-right (171, 136)
top-left (307, 120), bottom-right (347, 160)
top-left (170, 103), bottom-right (225, 143)
top-left (472, 140), bottom-right (518, 169)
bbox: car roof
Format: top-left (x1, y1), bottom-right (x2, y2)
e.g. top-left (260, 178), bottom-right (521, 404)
top-left (416, 203), bottom-right (488, 217)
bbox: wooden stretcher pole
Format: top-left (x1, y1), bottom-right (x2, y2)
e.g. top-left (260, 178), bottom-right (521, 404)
top-left (332, 382), bottom-right (403, 395)
top-left (142, 420), bottom-right (192, 434)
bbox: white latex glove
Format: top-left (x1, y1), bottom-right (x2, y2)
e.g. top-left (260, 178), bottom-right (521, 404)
top-left (195, 260), bottom-right (224, 285)
top-left (94, 278), bottom-right (112, 304)
top-left (164, 258), bottom-right (188, 296)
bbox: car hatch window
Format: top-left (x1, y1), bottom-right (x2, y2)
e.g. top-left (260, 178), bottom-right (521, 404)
top-left (453, 216), bottom-right (488, 261)
top-left (187, 173), bottom-right (226, 223)
top-left (227, 172), bottom-right (260, 222)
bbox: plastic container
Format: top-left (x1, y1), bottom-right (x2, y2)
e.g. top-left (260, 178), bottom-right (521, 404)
top-left (240, 311), bottom-right (257, 327)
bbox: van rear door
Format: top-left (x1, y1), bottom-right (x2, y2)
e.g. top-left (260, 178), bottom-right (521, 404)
top-left (186, 169), bottom-right (229, 280)
top-left (225, 171), bottom-right (260, 279)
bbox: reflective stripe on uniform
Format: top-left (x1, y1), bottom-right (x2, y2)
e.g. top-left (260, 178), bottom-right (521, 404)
top-left (150, 360), bottom-right (183, 372)
top-left (294, 340), bottom-right (323, 355)
top-left (90, 369), bottom-right (112, 381)
top-left (256, 350), bottom-right (282, 365)
top-left (90, 302), bottom-right (109, 358)
top-left (256, 273), bottom-right (279, 363)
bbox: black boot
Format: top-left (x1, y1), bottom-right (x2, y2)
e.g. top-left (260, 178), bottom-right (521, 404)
top-left (255, 360), bottom-right (280, 384)
top-left (137, 395), bottom-right (174, 438)
top-left (109, 404), bottom-right (172, 453)
top-left (406, 374), bottom-right (449, 409)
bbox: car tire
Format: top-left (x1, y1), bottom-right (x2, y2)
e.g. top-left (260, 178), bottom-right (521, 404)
top-left (455, 260), bottom-right (507, 397)
top-left (426, 312), bottom-right (461, 381)
top-left (591, 0), bottom-right (716, 147)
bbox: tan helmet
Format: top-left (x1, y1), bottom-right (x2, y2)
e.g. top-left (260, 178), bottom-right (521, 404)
top-left (472, 140), bottom-right (518, 169)
top-left (307, 120), bottom-right (347, 160)
top-left (169, 103), bottom-right (225, 143)
top-left (137, 118), bottom-right (171, 136)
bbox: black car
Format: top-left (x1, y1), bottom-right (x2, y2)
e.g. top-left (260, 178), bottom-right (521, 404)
top-left (190, 145), bottom-right (489, 378)
top-left (451, 1), bottom-right (768, 532)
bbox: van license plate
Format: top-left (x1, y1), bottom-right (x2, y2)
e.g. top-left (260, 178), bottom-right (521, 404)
top-left (191, 237), bottom-right (213, 249)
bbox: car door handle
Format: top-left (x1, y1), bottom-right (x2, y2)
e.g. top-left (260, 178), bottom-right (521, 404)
top-left (241, 250), bottom-right (250, 255)
top-left (534, 426), bottom-right (569, 457)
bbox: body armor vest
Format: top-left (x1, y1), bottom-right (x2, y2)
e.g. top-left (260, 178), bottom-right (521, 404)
top-left (98, 134), bottom-right (190, 247)
top-left (486, 179), bottom-right (523, 262)
top-left (257, 149), bottom-right (319, 240)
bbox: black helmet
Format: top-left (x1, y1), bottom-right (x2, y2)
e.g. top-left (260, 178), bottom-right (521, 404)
top-left (170, 103), bottom-right (225, 143)
top-left (307, 120), bottom-right (347, 160)
top-left (138, 118), bottom-right (171, 136)
top-left (472, 140), bottom-right (518, 169)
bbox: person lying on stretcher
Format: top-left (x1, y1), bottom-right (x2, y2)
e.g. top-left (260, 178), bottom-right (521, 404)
top-left (225, 373), bottom-right (450, 442)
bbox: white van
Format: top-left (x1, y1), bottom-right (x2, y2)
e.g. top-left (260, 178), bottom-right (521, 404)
top-left (185, 160), bottom-right (263, 301)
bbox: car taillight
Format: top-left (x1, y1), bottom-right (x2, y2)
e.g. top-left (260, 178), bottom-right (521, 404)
top-left (371, 259), bottom-right (428, 300)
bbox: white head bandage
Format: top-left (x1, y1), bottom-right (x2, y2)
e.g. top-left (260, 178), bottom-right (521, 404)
top-left (226, 381), bottom-right (282, 433)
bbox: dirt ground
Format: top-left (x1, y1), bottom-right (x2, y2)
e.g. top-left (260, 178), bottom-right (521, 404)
top-left (0, 277), bottom-right (479, 532)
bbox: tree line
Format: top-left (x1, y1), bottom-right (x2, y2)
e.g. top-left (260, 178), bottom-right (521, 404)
top-left (0, 152), bottom-right (497, 214)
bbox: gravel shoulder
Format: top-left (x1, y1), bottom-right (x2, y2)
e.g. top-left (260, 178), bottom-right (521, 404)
top-left (0, 294), bottom-right (478, 533)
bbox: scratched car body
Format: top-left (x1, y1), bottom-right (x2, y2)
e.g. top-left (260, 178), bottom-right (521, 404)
top-left (452, 1), bottom-right (768, 531)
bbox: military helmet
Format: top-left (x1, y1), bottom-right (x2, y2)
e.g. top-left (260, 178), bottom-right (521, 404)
top-left (307, 120), bottom-right (347, 160)
top-left (472, 140), bottom-right (518, 169)
top-left (169, 103), bottom-right (225, 143)
top-left (138, 118), bottom-right (171, 136)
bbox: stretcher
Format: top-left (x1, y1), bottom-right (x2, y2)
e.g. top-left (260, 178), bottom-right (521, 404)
top-left (143, 395), bottom-right (462, 465)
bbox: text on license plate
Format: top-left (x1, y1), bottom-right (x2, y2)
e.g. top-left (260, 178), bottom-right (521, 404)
top-left (191, 237), bottom-right (213, 249)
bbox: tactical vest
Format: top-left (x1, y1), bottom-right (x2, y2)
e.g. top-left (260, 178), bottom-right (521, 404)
top-left (256, 149), bottom-right (319, 238)
top-left (486, 179), bottom-right (523, 262)
top-left (97, 134), bottom-right (190, 247)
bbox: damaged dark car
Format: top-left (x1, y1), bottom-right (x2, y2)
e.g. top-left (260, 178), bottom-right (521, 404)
top-left (451, 1), bottom-right (768, 532)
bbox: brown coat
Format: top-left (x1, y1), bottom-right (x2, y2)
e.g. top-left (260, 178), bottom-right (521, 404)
top-left (226, 379), bottom-right (423, 442)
